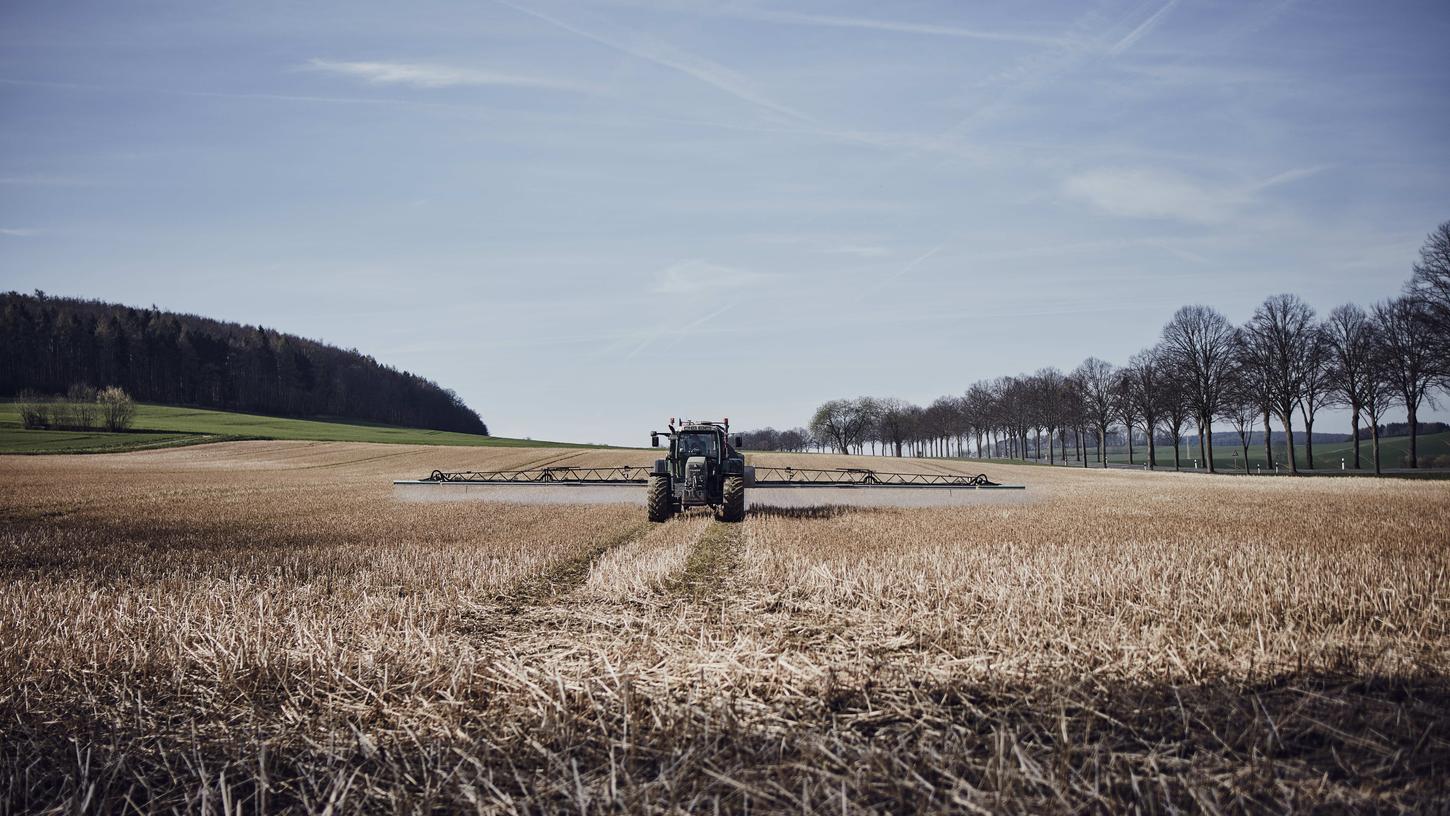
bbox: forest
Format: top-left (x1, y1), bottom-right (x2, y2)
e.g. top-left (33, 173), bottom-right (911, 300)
top-left (0, 292), bottom-right (488, 435)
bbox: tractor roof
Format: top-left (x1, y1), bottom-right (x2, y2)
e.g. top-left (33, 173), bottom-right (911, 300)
top-left (678, 421), bottom-right (726, 431)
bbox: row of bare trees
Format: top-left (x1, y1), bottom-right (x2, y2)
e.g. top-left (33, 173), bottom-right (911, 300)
top-left (744, 221), bottom-right (1450, 474)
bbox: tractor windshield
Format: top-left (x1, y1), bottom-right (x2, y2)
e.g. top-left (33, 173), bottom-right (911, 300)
top-left (677, 433), bottom-right (718, 459)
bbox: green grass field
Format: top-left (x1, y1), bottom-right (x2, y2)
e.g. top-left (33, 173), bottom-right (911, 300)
top-left (0, 402), bottom-right (595, 454)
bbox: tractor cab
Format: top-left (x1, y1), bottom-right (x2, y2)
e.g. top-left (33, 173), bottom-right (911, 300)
top-left (672, 429), bottom-right (719, 468)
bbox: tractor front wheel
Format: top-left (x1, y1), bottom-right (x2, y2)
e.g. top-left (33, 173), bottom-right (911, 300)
top-left (647, 475), bottom-right (674, 523)
top-left (719, 475), bottom-right (745, 522)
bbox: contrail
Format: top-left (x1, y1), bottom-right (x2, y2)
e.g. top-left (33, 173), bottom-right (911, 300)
top-left (717, 9), bottom-right (1074, 48)
top-left (851, 236), bottom-right (957, 304)
top-left (1110, 0), bottom-right (1181, 55)
top-left (494, 0), bottom-right (813, 124)
top-left (622, 300), bottom-right (736, 360)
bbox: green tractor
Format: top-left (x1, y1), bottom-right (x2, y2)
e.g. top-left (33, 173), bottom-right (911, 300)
top-left (648, 418), bottom-right (755, 523)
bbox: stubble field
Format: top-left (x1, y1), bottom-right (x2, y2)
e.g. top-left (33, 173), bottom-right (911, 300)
top-left (2, 442), bottom-right (1448, 813)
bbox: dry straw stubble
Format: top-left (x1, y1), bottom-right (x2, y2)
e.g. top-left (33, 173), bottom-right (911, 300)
top-left (1, 441), bottom-right (1447, 813)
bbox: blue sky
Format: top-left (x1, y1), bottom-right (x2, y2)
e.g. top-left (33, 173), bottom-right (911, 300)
top-left (2, 0), bottom-right (1447, 444)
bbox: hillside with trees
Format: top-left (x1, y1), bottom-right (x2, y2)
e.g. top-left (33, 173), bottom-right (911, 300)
top-left (744, 220), bottom-right (1450, 474)
top-left (0, 292), bottom-right (487, 435)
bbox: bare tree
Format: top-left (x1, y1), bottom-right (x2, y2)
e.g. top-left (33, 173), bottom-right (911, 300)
top-left (1359, 350), bottom-right (1395, 476)
top-left (1033, 368), bottom-right (1067, 464)
top-left (1228, 336), bottom-right (1274, 470)
top-left (854, 397), bottom-right (883, 456)
top-left (739, 427), bottom-right (779, 451)
top-left (947, 395), bottom-right (973, 458)
top-left (1121, 348), bottom-right (1167, 468)
top-left (1160, 375), bottom-right (1191, 471)
top-left (1324, 304), bottom-right (1375, 470)
top-left (904, 403), bottom-right (927, 458)
top-left (1112, 371), bottom-right (1141, 465)
top-left (964, 382), bottom-right (995, 459)
top-left (810, 398), bottom-right (873, 454)
top-left (978, 380), bottom-right (1006, 459)
top-left (98, 386), bottom-right (135, 431)
top-left (1059, 373), bottom-right (1090, 467)
top-left (874, 398), bottom-right (912, 457)
top-left (1409, 220), bottom-right (1450, 374)
top-left (1074, 358), bottom-right (1116, 467)
top-left (67, 384), bottom-right (99, 430)
top-left (1221, 379), bottom-right (1259, 473)
top-left (1160, 306), bottom-right (1236, 473)
top-left (1238, 295), bottom-right (1317, 475)
top-left (997, 377), bottom-right (1033, 461)
top-left (1297, 324), bottom-right (1335, 469)
top-left (1373, 297), bottom-right (1439, 468)
top-left (861, 412), bottom-right (881, 455)
top-left (16, 389), bottom-right (52, 429)
top-left (930, 396), bottom-right (965, 457)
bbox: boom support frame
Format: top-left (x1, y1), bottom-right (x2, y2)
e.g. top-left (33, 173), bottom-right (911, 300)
top-left (399, 466), bottom-right (1022, 489)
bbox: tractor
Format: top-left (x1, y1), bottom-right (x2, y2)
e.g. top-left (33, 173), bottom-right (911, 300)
top-left (648, 418), bottom-right (755, 522)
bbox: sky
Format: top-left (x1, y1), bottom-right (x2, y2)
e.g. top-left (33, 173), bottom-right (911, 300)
top-left (2, 0), bottom-right (1447, 445)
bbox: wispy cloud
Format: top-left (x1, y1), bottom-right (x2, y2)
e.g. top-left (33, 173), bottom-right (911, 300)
top-left (653, 259), bottom-right (761, 293)
top-left (1109, 0), bottom-right (1181, 55)
top-left (1062, 165), bottom-right (1326, 224)
top-left (711, 8), bottom-right (1073, 47)
top-left (0, 228), bottom-right (40, 237)
top-left (747, 233), bottom-right (893, 258)
top-left (306, 59), bottom-right (595, 93)
top-left (823, 244), bottom-right (891, 258)
top-left (1065, 167), bottom-right (1231, 223)
top-left (495, 1), bottom-right (813, 123)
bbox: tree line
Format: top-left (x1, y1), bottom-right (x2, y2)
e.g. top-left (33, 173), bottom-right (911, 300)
top-left (17, 385), bottom-right (136, 432)
top-left (0, 291), bottom-right (488, 435)
top-left (743, 221), bottom-right (1450, 474)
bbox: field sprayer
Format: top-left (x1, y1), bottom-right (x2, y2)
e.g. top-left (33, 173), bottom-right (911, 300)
top-left (393, 418), bottom-right (1024, 521)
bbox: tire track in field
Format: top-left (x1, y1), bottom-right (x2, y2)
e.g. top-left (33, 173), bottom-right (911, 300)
top-left (458, 521), bottom-right (650, 638)
top-left (293, 448), bottom-right (420, 471)
top-left (665, 519), bottom-right (744, 603)
top-left (577, 514), bottom-right (712, 600)
top-left (456, 514), bottom-right (745, 641)
top-left (514, 449), bottom-right (592, 471)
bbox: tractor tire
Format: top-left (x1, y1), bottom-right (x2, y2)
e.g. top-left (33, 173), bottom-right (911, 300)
top-left (720, 475), bottom-right (746, 522)
top-left (647, 475), bottom-right (674, 523)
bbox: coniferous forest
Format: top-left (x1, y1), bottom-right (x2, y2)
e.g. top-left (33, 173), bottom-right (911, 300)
top-left (0, 291), bottom-right (487, 435)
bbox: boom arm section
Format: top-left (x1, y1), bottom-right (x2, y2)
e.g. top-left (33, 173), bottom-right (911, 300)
top-left (396, 466), bottom-right (1022, 489)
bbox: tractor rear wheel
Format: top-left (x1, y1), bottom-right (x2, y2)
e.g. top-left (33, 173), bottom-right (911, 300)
top-left (720, 475), bottom-right (745, 522)
top-left (647, 475), bottom-right (674, 523)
